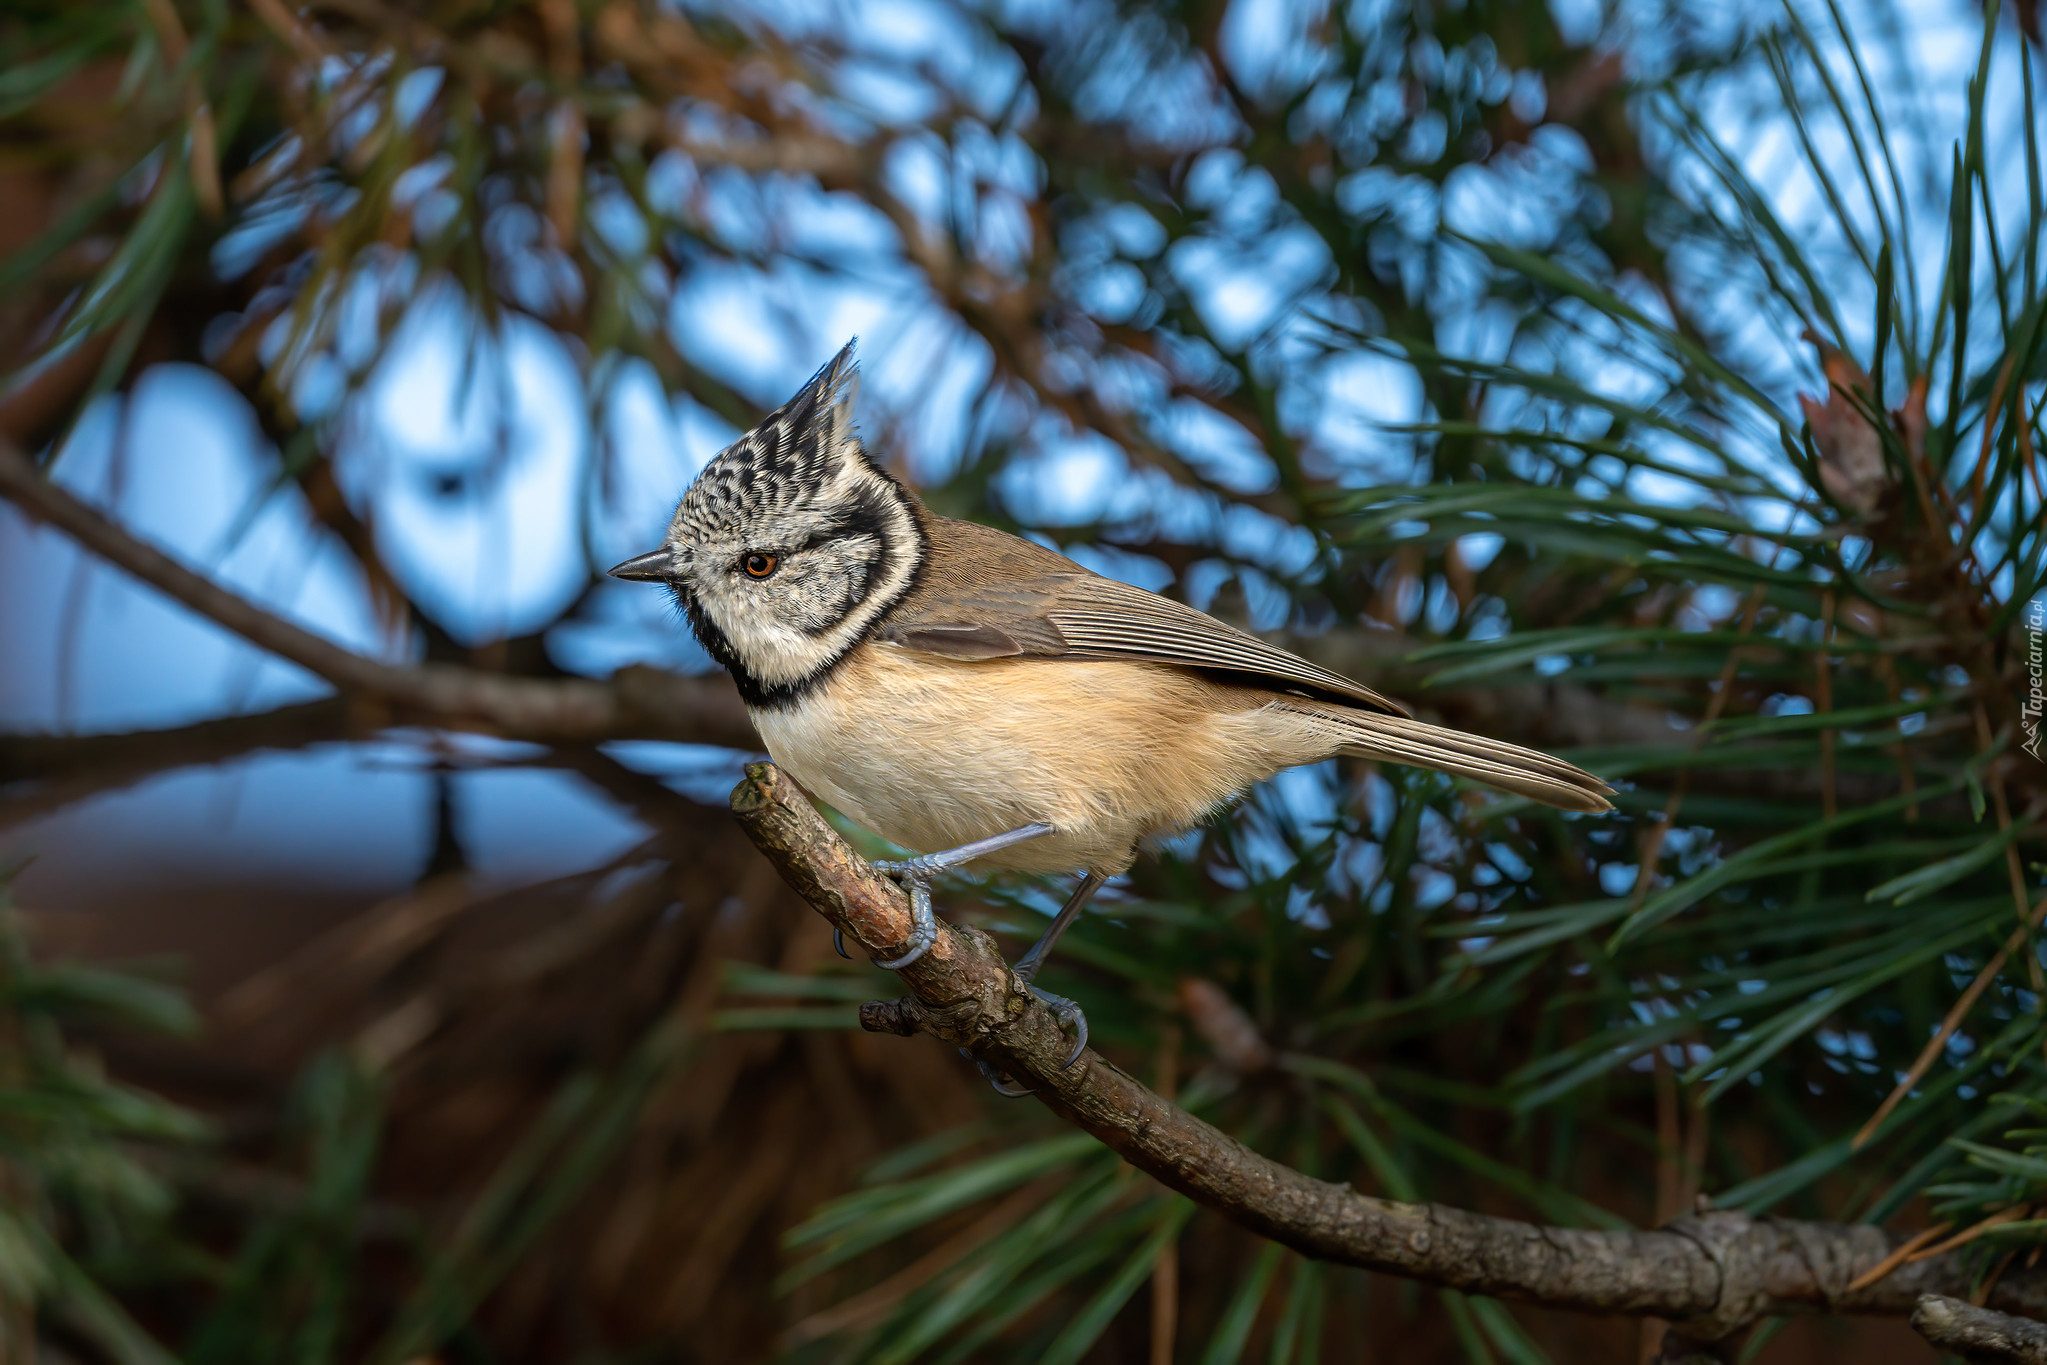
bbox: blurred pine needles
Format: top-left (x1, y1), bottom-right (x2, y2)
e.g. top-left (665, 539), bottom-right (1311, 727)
top-left (0, 0), bottom-right (2042, 1360)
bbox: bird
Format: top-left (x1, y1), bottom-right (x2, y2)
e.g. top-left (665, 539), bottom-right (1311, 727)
top-left (611, 341), bottom-right (1612, 1083)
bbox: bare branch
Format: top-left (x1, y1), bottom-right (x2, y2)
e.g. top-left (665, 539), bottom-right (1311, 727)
top-left (729, 760), bottom-right (2047, 1339)
top-left (1913, 1295), bottom-right (2047, 1364)
top-left (0, 436), bottom-right (755, 751)
top-left (0, 699), bottom-right (349, 831)
top-left (1, 699), bottom-right (349, 786)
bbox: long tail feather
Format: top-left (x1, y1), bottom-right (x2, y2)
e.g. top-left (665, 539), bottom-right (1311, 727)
top-left (1331, 712), bottom-right (1614, 813)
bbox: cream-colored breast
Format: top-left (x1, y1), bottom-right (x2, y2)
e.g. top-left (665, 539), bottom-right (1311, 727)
top-left (749, 644), bottom-right (1345, 876)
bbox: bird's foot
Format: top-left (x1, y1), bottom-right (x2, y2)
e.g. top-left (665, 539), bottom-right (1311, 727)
top-left (958, 981), bottom-right (1090, 1095)
top-left (867, 861), bottom-right (939, 969)
top-left (873, 850), bottom-right (950, 880)
top-left (960, 1048), bottom-right (1035, 1097)
top-left (1028, 984), bottom-right (1089, 1069)
top-left (854, 826), bottom-right (1057, 971)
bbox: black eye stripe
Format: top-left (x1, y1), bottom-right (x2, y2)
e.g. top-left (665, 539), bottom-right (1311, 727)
top-left (794, 504), bottom-right (875, 554)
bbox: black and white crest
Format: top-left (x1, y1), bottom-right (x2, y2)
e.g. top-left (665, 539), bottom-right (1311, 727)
top-left (658, 341), bottom-right (925, 706)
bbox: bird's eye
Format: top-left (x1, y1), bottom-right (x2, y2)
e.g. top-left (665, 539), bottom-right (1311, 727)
top-left (742, 552), bottom-right (778, 579)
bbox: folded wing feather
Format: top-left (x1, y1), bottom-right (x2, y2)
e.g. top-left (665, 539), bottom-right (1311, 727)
top-left (875, 516), bottom-right (1613, 813)
top-left (880, 569), bottom-right (1412, 715)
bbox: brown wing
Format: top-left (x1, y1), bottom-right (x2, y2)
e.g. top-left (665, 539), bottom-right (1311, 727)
top-left (876, 516), bottom-right (1411, 717)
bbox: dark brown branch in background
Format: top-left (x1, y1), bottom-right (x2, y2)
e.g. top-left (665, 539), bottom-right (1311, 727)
top-left (1913, 1295), bottom-right (2047, 1364)
top-left (0, 411), bottom-right (1909, 822)
top-left (0, 435), bottom-right (755, 752)
top-left (1, 699), bottom-right (349, 787)
top-left (0, 601), bottom-right (1917, 828)
top-left (0, 699), bottom-right (349, 831)
top-left (730, 760), bottom-right (2047, 1341)
top-left (0, 700), bottom-right (730, 837)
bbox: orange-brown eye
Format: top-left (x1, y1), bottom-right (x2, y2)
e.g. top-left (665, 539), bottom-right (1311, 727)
top-left (742, 552), bottom-right (777, 579)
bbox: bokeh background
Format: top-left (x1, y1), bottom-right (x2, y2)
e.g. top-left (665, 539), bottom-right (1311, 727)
top-left (1, 0), bottom-right (2041, 1360)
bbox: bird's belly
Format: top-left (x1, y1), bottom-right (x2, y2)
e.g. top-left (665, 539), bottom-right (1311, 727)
top-left (749, 644), bottom-right (1338, 876)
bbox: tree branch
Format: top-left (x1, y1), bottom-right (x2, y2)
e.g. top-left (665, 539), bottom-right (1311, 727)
top-left (1, 699), bottom-right (349, 785)
top-left (0, 436), bottom-right (756, 751)
top-left (1913, 1295), bottom-right (2047, 1364)
top-left (729, 759), bottom-right (2047, 1339)
top-left (0, 698), bottom-right (350, 830)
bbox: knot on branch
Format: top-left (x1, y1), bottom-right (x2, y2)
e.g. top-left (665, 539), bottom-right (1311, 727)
top-left (857, 983), bottom-right (1002, 1042)
top-left (859, 997), bottom-right (924, 1036)
top-left (1913, 1294), bottom-right (2047, 1364)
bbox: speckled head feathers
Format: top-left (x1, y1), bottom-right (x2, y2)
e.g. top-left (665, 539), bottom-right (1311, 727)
top-left (628, 341), bottom-right (925, 707)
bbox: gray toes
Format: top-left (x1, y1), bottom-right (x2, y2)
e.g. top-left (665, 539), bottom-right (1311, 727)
top-left (875, 928), bottom-right (934, 970)
top-left (1029, 986), bottom-right (1089, 1068)
top-left (957, 1046), bottom-right (1033, 1097)
top-left (874, 873), bottom-right (938, 969)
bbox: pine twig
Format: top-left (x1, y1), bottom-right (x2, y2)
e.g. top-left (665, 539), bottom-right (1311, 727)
top-left (1907, 1207), bottom-right (2037, 1265)
top-left (730, 760), bottom-right (2047, 1337)
top-left (1912, 1295), bottom-right (2047, 1364)
top-left (1847, 1221), bottom-right (1954, 1291)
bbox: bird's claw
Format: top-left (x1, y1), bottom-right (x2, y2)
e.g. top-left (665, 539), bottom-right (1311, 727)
top-left (870, 864), bottom-right (938, 970)
top-left (867, 844), bottom-right (1089, 1088)
top-left (833, 927), bottom-right (851, 959)
top-left (960, 1047), bottom-right (1034, 1097)
top-left (955, 984), bottom-right (1088, 1095)
top-left (1030, 985), bottom-right (1089, 1069)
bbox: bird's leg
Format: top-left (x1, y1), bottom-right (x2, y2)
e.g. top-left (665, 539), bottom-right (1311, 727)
top-left (1014, 870), bottom-right (1108, 985)
top-left (863, 832), bottom-right (1100, 1095)
top-left (1008, 871), bottom-right (1107, 1070)
top-left (961, 870), bottom-right (1108, 1095)
top-left (864, 822), bottom-right (1056, 969)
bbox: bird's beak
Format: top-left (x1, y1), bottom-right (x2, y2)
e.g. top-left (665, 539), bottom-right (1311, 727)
top-left (607, 549), bottom-right (674, 582)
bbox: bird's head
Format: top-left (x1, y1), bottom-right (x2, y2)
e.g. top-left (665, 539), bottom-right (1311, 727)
top-left (608, 341), bottom-right (925, 705)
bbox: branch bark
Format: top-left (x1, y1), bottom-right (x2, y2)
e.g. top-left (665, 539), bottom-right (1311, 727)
top-left (1913, 1295), bottom-right (2047, 1363)
top-left (729, 759), bottom-right (2047, 1339)
top-left (0, 436), bottom-right (755, 751)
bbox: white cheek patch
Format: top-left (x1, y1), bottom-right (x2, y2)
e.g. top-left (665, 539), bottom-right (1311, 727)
top-left (775, 539), bottom-right (881, 632)
top-left (690, 555), bottom-right (884, 690)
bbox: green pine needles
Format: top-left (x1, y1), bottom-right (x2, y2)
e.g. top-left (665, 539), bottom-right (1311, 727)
top-left (0, 0), bottom-right (2041, 1360)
